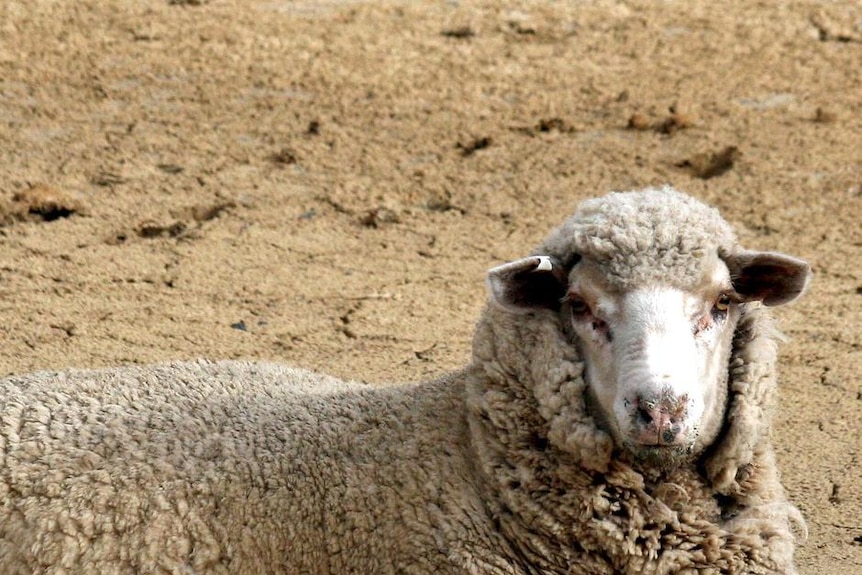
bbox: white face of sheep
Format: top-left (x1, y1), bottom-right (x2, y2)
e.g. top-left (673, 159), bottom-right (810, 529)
top-left (565, 258), bottom-right (738, 465)
top-left (488, 251), bottom-right (811, 468)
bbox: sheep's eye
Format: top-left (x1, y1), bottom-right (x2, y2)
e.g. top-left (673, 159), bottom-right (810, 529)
top-left (569, 297), bottom-right (590, 316)
top-left (713, 293), bottom-right (732, 313)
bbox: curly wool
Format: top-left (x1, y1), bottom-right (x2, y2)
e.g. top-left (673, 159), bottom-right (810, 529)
top-left (537, 186), bottom-right (737, 290)
top-left (469, 303), bottom-right (803, 574)
top-left (0, 362), bottom-right (508, 574)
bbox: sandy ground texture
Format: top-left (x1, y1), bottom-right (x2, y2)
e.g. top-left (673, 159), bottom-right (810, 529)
top-left (1, 0), bottom-right (860, 572)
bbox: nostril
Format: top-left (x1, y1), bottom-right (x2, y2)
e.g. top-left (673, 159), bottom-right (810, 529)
top-left (661, 427), bottom-right (679, 444)
top-left (637, 408), bottom-right (651, 425)
top-left (635, 401), bottom-right (657, 426)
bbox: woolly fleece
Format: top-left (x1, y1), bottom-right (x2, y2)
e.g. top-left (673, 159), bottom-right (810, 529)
top-left (536, 186), bottom-right (737, 290)
top-left (1, 361), bottom-right (504, 574)
top-left (0, 189), bottom-right (803, 574)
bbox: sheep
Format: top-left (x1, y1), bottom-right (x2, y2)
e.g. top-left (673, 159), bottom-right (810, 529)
top-left (0, 186), bottom-right (811, 574)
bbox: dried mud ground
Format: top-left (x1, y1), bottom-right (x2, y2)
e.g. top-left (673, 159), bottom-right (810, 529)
top-left (1, 1), bottom-right (860, 572)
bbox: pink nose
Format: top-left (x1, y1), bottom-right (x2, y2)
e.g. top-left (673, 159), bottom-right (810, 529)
top-left (633, 394), bottom-right (688, 445)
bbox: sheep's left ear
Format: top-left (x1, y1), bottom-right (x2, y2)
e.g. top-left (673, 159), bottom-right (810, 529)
top-left (727, 251), bottom-right (812, 306)
top-left (487, 256), bottom-right (568, 313)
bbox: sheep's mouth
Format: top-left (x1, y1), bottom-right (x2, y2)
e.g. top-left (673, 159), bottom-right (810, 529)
top-left (625, 443), bottom-right (695, 470)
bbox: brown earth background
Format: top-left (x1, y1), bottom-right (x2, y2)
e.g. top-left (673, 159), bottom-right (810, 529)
top-left (1, 1), bottom-right (860, 572)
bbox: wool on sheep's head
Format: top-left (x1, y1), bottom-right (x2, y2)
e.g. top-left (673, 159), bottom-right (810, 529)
top-left (479, 186), bottom-right (810, 490)
top-left (555, 187), bottom-right (735, 291)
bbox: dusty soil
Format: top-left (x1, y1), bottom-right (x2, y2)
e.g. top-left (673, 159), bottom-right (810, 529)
top-left (1, 1), bottom-right (860, 571)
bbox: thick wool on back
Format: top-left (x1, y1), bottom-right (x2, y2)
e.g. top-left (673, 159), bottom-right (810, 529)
top-left (0, 361), bottom-right (514, 574)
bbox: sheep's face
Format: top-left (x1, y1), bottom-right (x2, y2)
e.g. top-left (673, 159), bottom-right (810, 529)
top-left (487, 249), bottom-right (811, 469)
top-left (564, 258), bottom-right (739, 467)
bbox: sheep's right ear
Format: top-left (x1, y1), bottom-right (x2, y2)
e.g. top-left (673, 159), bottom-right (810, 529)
top-left (487, 256), bottom-right (568, 313)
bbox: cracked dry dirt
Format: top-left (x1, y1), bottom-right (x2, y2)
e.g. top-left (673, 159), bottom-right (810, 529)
top-left (0, 1), bottom-right (860, 572)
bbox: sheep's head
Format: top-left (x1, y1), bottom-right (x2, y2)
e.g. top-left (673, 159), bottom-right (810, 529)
top-left (486, 188), bottom-right (811, 470)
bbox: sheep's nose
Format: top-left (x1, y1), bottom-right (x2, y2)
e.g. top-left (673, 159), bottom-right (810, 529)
top-left (633, 394), bottom-right (688, 445)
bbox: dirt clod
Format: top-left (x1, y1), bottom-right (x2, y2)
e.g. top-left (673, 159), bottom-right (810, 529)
top-left (627, 110), bottom-right (694, 134)
top-left (183, 202), bottom-right (236, 223)
top-left (457, 136), bottom-right (492, 157)
top-left (514, 118), bottom-right (576, 136)
top-left (269, 148), bottom-right (298, 165)
top-left (360, 207), bottom-right (401, 228)
top-left (157, 164), bottom-right (184, 174)
top-left (627, 111), bottom-right (652, 131)
top-left (8, 185), bottom-right (83, 222)
top-left (814, 108), bottom-right (838, 123)
top-left (137, 221), bottom-right (187, 239)
top-left (441, 26), bottom-right (474, 39)
top-left (677, 146), bottom-right (741, 179)
top-left (657, 111), bottom-right (695, 135)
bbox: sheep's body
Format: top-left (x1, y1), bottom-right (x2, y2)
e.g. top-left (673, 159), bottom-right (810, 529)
top-left (0, 361), bottom-right (501, 574)
top-left (0, 188), bottom-right (809, 574)
top-left (0, 358), bottom-right (799, 575)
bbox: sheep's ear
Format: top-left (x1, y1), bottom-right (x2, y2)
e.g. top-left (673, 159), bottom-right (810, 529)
top-left (487, 256), bottom-right (568, 312)
top-left (727, 251), bottom-right (812, 306)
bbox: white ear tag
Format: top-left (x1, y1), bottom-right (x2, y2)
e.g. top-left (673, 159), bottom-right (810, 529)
top-left (535, 256), bottom-right (553, 271)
